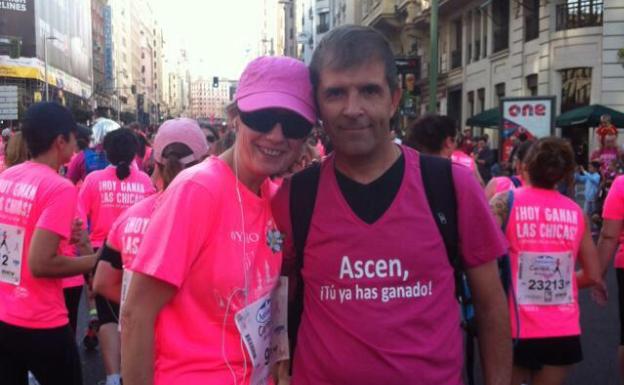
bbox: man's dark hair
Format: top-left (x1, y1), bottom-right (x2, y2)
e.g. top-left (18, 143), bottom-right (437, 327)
top-left (76, 124), bottom-right (92, 151)
top-left (309, 25), bottom-right (398, 95)
top-left (405, 114), bottom-right (457, 154)
top-left (21, 102), bottom-right (77, 157)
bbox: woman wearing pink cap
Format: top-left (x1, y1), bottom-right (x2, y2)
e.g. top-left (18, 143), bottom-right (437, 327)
top-left (490, 137), bottom-right (602, 385)
top-left (121, 56), bottom-right (315, 385)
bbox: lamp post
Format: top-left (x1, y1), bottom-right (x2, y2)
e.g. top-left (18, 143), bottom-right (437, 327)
top-left (428, 0), bottom-right (439, 113)
top-left (43, 32), bottom-right (58, 102)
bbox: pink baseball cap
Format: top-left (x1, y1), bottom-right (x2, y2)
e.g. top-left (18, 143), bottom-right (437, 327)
top-left (153, 118), bottom-right (209, 165)
top-left (235, 56), bottom-right (316, 124)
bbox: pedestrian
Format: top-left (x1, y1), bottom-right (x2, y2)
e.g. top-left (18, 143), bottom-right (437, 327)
top-left (0, 102), bottom-right (97, 385)
top-left (120, 55), bottom-right (315, 385)
top-left (489, 137), bottom-right (603, 385)
top-left (485, 140), bottom-right (533, 201)
top-left (406, 113), bottom-right (484, 186)
top-left (92, 118), bottom-right (209, 318)
top-left (575, 161), bottom-right (601, 216)
top-left (79, 128), bottom-right (155, 385)
top-left (272, 25), bottom-right (511, 385)
top-left (592, 161), bottom-right (624, 381)
top-left (476, 135), bottom-right (495, 182)
top-left (3, 131), bottom-right (29, 169)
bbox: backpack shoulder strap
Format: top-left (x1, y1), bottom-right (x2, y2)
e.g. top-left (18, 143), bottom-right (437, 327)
top-left (420, 154), bottom-right (460, 278)
top-left (509, 175), bottom-right (522, 188)
top-left (287, 162), bottom-right (321, 368)
top-left (290, 162), bottom-right (322, 265)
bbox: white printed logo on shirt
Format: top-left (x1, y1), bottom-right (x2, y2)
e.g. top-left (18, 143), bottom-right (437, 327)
top-left (0, 224), bottom-right (25, 286)
top-left (517, 251), bottom-right (573, 306)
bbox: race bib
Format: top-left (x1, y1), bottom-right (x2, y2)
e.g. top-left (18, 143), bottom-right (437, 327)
top-left (517, 251), bottom-right (573, 306)
top-left (0, 223), bottom-right (25, 286)
top-left (234, 278), bottom-right (288, 385)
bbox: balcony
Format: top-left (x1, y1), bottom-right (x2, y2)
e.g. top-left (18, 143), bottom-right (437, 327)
top-left (556, 0), bottom-right (603, 31)
top-left (361, 0), bottom-right (401, 31)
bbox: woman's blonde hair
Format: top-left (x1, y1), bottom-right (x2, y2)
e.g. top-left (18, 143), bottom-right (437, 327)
top-left (5, 132), bottom-right (29, 168)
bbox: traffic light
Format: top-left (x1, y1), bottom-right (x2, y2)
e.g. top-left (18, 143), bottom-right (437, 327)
top-left (212, 76), bottom-right (219, 88)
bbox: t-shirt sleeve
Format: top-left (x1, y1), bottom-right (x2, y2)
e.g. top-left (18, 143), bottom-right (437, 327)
top-left (129, 180), bottom-right (214, 288)
top-left (603, 176), bottom-right (624, 220)
top-left (36, 183), bottom-right (77, 240)
top-left (107, 214), bottom-right (124, 252)
top-left (66, 152), bottom-right (85, 184)
top-left (454, 165), bottom-right (508, 268)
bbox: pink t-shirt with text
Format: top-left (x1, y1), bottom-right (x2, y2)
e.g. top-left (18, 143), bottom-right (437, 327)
top-left (272, 147), bottom-right (507, 385)
top-left (130, 157), bottom-right (282, 385)
top-left (602, 175), bottom-right (624, 267)
top-left (79, 166), bottom-right (154, 248)
top-left (505, 187), bottom-right (584, 338)
top-left (108, 193), bottom-right (159, 267)
top-left (0, 161), bottom-right (77, 328)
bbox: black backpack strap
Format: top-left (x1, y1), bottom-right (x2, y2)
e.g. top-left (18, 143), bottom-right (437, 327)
top-left (509, 175), bottom-right (522, 188)
top-left (287, 162), bottom-right (321, 368)
top-left (419, 154), bottom-right (461, 296)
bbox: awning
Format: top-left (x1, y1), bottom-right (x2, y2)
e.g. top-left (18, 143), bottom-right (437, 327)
top-left (556, 104), bottom-right (624, 128)
top-left (466, 107), bottom-right (500, 128)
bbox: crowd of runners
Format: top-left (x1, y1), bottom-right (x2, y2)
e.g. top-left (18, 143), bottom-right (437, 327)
top-left (0, 25), bottom-right (623, 385)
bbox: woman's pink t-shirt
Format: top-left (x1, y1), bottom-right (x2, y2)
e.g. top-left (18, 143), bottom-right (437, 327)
top-left (451, 150), bottom-right (475, 171)
top-left (61, 203), bottom-right (87, 289)
top-left (130, 157), bottom-right (283, 385)
top-left (78, 166), bottom-right (154, 248)
top-left (0, 161), bottom-right (77, 328)
top-left (108, 193), bottom-right (159, 267)
top-left (602, 175), bottom-right (624, 267)
top-left (505, 187), bottom-right (584, 339)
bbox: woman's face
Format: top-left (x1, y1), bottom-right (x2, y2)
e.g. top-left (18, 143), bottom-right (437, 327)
top-left (234, 115), bottom-right (306, 180)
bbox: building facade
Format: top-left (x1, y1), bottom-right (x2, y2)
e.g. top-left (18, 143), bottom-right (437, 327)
top-left (189, 78), bottom-right (231, 121)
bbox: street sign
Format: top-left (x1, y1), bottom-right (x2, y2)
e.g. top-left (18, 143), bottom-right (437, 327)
top-left (0, 86), bottom-right (18, 120)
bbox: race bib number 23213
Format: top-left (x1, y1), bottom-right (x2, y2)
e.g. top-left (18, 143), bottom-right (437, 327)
top-left (0, 224), bottom-right (25, 286)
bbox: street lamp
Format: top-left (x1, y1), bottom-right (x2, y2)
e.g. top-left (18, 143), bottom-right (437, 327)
top-left (43, 32), bottom-right (58, 102)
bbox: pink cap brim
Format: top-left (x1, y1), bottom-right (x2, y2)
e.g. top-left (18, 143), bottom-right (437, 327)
top-left (238, 91), bottom-right (316, 125)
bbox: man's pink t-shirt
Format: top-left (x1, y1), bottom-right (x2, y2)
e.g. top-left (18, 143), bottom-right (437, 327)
top-left (505, 187), bottom-right (584, 338)
top-left (0, 161), bottom-right (77, 328)
top-left (451, 150), bottom-right (475, 171)
top-left (108, 193), bottom-right (159, 266)
top-left (602, 175), bottom-right (624, 267)
top-left (79, 166), bottom-right (154, 248)
top-left (272, 147), bottom-right (507, 385)
top-left (130, 157), bottom-right (283, 385)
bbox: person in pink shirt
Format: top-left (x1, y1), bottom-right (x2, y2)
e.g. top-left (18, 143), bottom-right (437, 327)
top-left (406, 114), bottom-right (485, 187)
top-left (120, 56), bottom-right (315, 385)
top-left (490, 137), bottom-right (603, 385)
top-left (485, 140), bottom-right (533, 201)
top-left (272, 26), bottom-right (510, 385)
top-left (595, 166), bottom-right (624, 379)
top-left (92, 119), bottom-right (209, 385)
top-left (79, 128), bottom-right (154, 385)
top-left (0, 102), bottom-right (97, 385)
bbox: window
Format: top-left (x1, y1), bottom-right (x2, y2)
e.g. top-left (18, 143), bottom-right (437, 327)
top-left (561, 68), bottom-right (591, 113)
top-left (526, 74), bottom-right (538, 96)
top-left (556, 0), bottom-right (603, 31)
top-left (492, 0), bottom-right (509, 52)
top-left (477, 88), bottom-right (485, 113)
top-left (495, 83), bottom-right (505, 106)
top-left (468, 91), bottom-right (475, 117)
top-left (451, 18), bottom-right (463, 69)
top-left (317, 11), bottom-right (330, 34)
top-left (524, 0), bottom-right (540, 41)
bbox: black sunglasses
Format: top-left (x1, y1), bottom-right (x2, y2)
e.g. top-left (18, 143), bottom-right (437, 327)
top-left (239, 109), bottom-right (313, 139)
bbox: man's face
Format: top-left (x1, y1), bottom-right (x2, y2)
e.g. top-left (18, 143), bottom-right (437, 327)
top-left (316, 60), bottom-right (401, 158)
